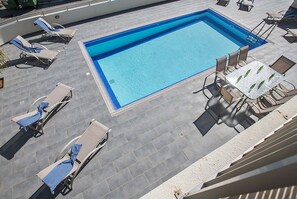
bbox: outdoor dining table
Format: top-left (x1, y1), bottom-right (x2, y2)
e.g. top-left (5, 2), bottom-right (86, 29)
top-left (226, 60), bottom-right (284, 100)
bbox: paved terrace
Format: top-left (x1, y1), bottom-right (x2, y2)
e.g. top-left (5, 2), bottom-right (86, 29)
top-left (0, 0), bottom-right (297, 198)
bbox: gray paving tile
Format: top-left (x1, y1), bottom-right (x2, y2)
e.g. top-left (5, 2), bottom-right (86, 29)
top-left (103, 187), bottom-right (125, 199)
top-left (25, 157), bottom-right (49, 178)
top-left (148, 146), bottom-right (173, 167)
top-left (138, 129), bottom-right (162, 144)
top-left (134, 143), bottom-right (157, 159)
top-left (129, 157), bottom-right (153, 177)
top-left (105, 133), bottom-right (128, 151)
top-left (67, 173), bottom-right (93, 198)
top-left (114, 153), bottom-right (137, 172)
top-left (106, 168), bottom-right (132, 191)
top-left (130, 179), bottom-right (163, 199)
top-left (121, 175), bottom-right (150, 198)
top-left (145, 163), bottom-right (169, 184)
top-left (83, 181), bottom-right (110, 199)
top-left (0, 188), bottom-right (12, 199)
top-left (71, 193), bottom-right (85, 199)
top-left (1, 0), bottom-right (296, 198)
top-left (90, 162), bottom-right (116, 183)
top-left (165, 151), bottom-right (188, 172)
top-left (152, 131), bottom-right (175, 150)
top-left (12, 176), bottom-right (37, 198)
top-left (120, 137), bottom-right (144, 155)
top-left (99, 147), bottom-right (123, 167)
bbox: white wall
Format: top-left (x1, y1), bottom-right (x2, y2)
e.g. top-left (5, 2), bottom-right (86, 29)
top-left (0, 0), bottom-right (167, 45)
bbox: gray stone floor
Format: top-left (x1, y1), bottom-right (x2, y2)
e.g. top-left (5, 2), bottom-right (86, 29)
top-left (0, 0), bottom-right (297, 199)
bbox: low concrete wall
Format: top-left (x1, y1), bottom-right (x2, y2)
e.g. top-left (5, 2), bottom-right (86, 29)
top-left (0, 0), bottom-right (167, 45)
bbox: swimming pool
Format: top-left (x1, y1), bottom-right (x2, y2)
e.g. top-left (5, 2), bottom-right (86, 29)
top-left (81, 9), bottom-right (266, 112)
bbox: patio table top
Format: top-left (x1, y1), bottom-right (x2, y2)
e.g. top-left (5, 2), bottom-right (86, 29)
top-left (226, 60), bottom-right (284, 99)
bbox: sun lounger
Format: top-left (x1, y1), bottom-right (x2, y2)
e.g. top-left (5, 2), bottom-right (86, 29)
top-left (269, 55), bottom-right (296, 75)
top-left (10, 35), bottom-right (58, 65)
top-left (266, 7), bottom-right (297, 22)
top-left (237, 0), bottom-right (254, 12)
top-left (284, 28), bottom-right (297, 41)
top-left (12, 83), bottom-right (73, 134)
top-left (37, 119), bottom-right (111, 192)
top-left (34, 18), bottom-right (77, 41)
top-left (217, 0), bottom-right (230, 6)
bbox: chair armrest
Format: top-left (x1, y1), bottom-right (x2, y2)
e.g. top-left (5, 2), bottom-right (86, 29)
top-left (46, 101), bottom-right (66, 113)
top-left (52, 23), bottom-right (65, 29)
top-left (222, 84), bottom-right (231, 88)
top-left (273, 81), bottom-right (296, 97)
top-left (55, 135), bottom-right (81, 162)
top-left (282, 80), bottom-right (296, 90)
top-left (262, 95), bottom-right (277, 106)
top-left (247, 55), bottom-right (256, 61)
top-left (215, 71), bottom-right (226, 81)
top-left (28, 96), bottom-right (47, 113)
top-left (232, 96), bottom-right (244, 103)
top-left (247, 101), bottom-right (262, 113)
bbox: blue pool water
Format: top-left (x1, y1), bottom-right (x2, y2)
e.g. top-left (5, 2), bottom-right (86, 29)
top-left (84, 9), bottom-right (266, 110)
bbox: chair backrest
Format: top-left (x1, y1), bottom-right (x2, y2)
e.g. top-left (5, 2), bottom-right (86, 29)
top-left (270, 56), bottom-right (296, 75)
top-left (10, 35), bottom-right (32, 52)
top-left (220, 86), bottom-right (233, 104)
top-left (44, 83), bottom-right (73, 112)
top-left (216, 56), bottom-right (227, 74)
top-left (75, 120), bottom-right (109, 163)
top-left (239, 45), bottom-right (249, 62)
top-left (16, 35), bottom-right (31, 47)
top-left (228, 51), bottom-right (238, 67)
top-left (34, 18), bottom-right (55, 31)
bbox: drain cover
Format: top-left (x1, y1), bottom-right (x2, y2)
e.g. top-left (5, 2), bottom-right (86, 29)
top-left (109, 79), bottom-right (115, 84)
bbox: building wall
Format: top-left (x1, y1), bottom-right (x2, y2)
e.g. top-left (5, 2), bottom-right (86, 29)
top-left (0, 0), bottom-right (167, 45)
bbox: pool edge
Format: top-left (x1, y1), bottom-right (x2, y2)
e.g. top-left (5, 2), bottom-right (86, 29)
top-left (78, 41), bottom-right (116, 115)
top-left (79, 8), bottom-right (270, 116)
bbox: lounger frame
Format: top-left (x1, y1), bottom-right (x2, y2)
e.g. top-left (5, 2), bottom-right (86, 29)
top-left (14, 36), bottom-right (58, 65)
top-left (46, 119), bottom-right (111, 191)
top-left (14, 83), bottom-right (73, 134)
top-left (37, 18), bottom-right (76, 41)
top-left (19, 44), bottom-right (52, 65)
